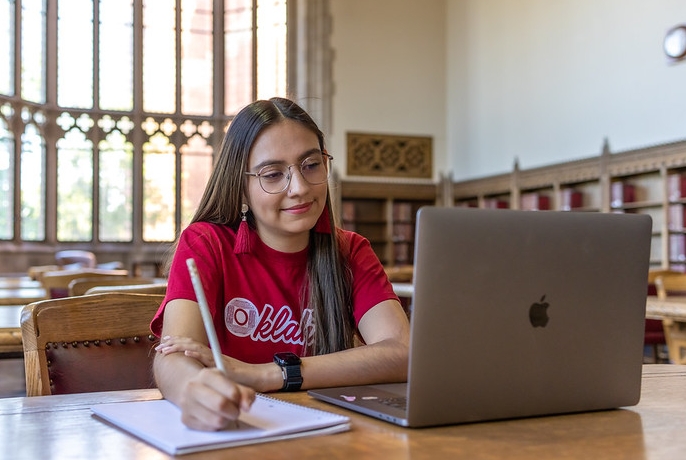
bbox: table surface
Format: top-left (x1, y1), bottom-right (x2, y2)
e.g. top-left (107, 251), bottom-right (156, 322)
top-left (1, 365), bottom-right (685, 459)
top-left (0, 305), bottom-right (24, 354)
top-left (0, 287), bottom-right (47, 306)
top-left (646, 295), bottom-right (686, 321)
top-left (0, 305), bottom-right (22, 329)
top-left (0, 277), bottom-right (40, 289)
top-left (391, 282), bottom-right (413, 298)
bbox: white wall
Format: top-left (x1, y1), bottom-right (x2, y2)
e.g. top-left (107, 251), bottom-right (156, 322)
top-left (447, 0), bottom-right (686, 180)
top-left (329, 0), bottom-right (447, 181)
top-left (329, 0), bottom-right (686, 183)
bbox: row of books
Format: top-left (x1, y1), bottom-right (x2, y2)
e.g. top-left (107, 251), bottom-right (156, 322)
top-left (610, 183), bottom-right (636, 208)
top-left (340, 199), bottom-right (420, 265)
top-left (345, 173), bottom-right (686, 218)
top-left (341, 201), bottom-right (385, 222)
top-left (669, 172), bottom-right (686, 201)
top-left (670, 204), bottom-right (686, 230)
top-left (485, 189), bottom-right (583, 211)
top-left (520, 193), bottom-right (551, 211)
top-left (671, 234), bottom-right (686, 262)
top-left (394, 242), bottom-right (413, 264)
top-left (516, 172), bottom-right (686, 211)
top-left (612, 173), bottom-right (686, 208)
top-left (341, 201), bottom-right (417, 222)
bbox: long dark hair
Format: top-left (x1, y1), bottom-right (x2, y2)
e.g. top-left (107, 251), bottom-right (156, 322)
top-left (188, 97), bottom-right (354, 355)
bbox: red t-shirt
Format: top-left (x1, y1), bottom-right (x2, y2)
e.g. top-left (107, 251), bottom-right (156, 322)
top-left (150, 222), bottom-right (398, 364)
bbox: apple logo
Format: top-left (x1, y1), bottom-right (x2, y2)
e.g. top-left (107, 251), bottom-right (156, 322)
top-left (529, 295), bottom-right (550, 327)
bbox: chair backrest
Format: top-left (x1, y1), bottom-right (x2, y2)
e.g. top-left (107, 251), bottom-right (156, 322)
top-left (27, 265), bottom-right (60, 281)
top-left (652, 273), bottom-right (686, 363)
top-left (655, 273), bottom-right (686, 299)
top-left (55, 250), bottom-right (97, 269)
top-left (384, 264), bottom-right (414, 283)
top-left (96, 261), bottom-right (126, 270)
top-left (68, 276), bottom-right (156, 296)
top-left (20, 292), bottom-right (164, 396)
top-left (647, 269), bottom-right (681, 294)
top-left (85, 282), bottom-right (167, 295)
top-left (40, 269), bottom-right (129, 298)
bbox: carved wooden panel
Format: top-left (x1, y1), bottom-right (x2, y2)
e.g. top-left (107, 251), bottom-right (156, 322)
top-left (346, 132), bottom-right (432, 178)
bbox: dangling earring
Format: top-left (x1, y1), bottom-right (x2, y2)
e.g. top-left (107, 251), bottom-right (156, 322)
top-left (314, 205), bottom-right (332, 234)
top-left (234, 203), bottom-right (251, 254)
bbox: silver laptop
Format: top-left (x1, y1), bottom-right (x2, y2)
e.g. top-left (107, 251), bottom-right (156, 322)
top-left (308, 207), bottom-right (652, 427)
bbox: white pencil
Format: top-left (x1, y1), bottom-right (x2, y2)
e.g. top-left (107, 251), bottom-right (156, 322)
top-left (186, 258), bottom-right (228, 375)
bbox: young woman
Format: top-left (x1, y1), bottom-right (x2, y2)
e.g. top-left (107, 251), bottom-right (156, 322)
top-left (152, 97), bottom-right (410, 431)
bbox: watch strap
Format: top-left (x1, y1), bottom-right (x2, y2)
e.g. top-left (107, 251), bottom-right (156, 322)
top-left (280, 363), bottom-right (303, 391)
top-left (274, 353), bottom-right (303, 392)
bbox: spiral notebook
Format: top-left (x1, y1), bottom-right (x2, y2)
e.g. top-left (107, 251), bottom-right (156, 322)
top-left (92, 394), bottom-right (350, 455)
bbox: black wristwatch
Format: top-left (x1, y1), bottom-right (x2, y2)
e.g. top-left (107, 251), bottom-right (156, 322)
top-left (273, 352), bottom-right (303, 391)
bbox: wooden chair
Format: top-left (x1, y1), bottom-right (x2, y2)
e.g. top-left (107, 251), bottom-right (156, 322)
top-left (68, 276), bottom-right (158, 296)
top-left (54, 250), bottom-right (97, 269)
top-left (645, 269), bottom-right (681, 362)
top-left (655, 273), bottom-right (686, 300)
top-left (661, 319), bottom-right (686, 365)
top-left (40, 268), bottom-right (129, 298)
top-left (654, 273), bottom-right (686, 364)
top-left (27, 265), bottom-right (60, 281)
top-left (85, 282), bottom-right (167, 295)
top-left (384, 264), bottom-right (414, 283)
top-left (647, 269), bottom-right (682, 295)
top-left (95, 261), bottom-right (126, 270)
top-left (20, 292), bottom-right (163, 396)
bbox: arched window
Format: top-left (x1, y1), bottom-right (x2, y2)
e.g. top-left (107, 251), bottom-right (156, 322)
top-left (0, 0), bottom-right (288, 253)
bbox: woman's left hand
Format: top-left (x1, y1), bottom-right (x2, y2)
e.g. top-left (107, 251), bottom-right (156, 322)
top-left (155, 335), bottom-right (281, 392)
top-left (156, 335), bottom-right (216, 367)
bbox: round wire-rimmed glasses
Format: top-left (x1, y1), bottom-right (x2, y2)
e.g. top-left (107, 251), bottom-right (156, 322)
top-left (245, 153), bottom-right (333, 194)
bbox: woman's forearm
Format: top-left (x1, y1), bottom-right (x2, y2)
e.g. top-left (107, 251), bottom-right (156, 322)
top-left (299, 338), bottom-right (409, 390)
top-left (153, 350), bottom-right (204, 405)
top-left (156, 335), bottom-right (408, 394)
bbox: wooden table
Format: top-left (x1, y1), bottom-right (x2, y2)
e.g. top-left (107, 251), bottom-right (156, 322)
top-left (0, 287), bottom-right (47, 306)
top-left (646, 295), bottom-right (686, 321)
top-left (646, 296), bottom-right (686, 364)
top-left (391, 282), bottom-right (413, 298)
top-left (0, 305), bottom-right (24, 356)
top-left (0, 277), bottom-right (40, 290)
top-left (1, 365), bottom-right (685, 459)
top-left (0, 286), bottom-right (45, 357)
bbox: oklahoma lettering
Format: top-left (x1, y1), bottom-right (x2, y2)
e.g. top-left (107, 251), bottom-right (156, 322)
top-left (225, 297), bottom-right (315, 346)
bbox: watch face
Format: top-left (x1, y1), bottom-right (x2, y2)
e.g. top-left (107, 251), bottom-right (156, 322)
top-left (274, 352), bottom-right (301, 365)
top-left (664, 25), bottom-right (686, 59)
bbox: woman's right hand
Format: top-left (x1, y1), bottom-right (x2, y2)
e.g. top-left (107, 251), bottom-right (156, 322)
top-left (178, 366), bottom-right (256, 431)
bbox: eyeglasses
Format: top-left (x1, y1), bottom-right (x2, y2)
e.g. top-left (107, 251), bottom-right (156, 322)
top-left (245, 153), bottom-right (333, 194)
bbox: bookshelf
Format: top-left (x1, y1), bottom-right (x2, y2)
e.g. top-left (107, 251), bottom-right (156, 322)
top-left (667, 169), bottom-right (686, 267)
top-left (451, 139), bottom-right (686, 271)
top-left (337, 179), bottom-right (438, 266)
top-left (340, 199), bottom-right (388, 262)
top-left (335, 139), bottom-right (686, 272)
